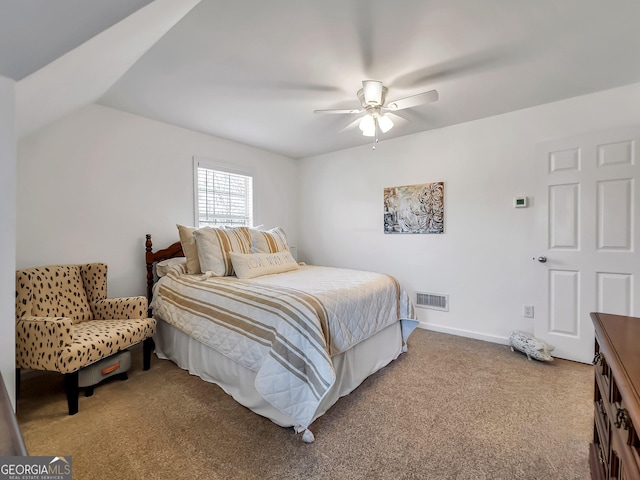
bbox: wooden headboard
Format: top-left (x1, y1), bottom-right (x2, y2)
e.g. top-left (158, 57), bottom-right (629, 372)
top-left (145, 234), bottom-right (184, 315)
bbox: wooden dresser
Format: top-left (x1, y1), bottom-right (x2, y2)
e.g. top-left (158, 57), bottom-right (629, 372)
top-left (590, 312), bottom-right (640, 479)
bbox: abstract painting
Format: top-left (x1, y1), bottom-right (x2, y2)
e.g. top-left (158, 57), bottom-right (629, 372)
top-left (384, 182), bottom-right (444, 234)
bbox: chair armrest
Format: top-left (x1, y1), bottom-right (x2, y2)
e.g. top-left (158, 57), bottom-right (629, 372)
top-left (93, 296), bottom-right (148, 320)
top-left (16, 317), bottom-right (73, 371)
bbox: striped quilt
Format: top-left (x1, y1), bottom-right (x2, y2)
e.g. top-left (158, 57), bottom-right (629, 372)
top-left (152, 264), bottom-right (416, 428)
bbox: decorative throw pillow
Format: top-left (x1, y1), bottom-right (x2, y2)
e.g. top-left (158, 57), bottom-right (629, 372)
top-left (156, 258), bottom-right (187, 277)
top-left (229, 251), bottom-right (298, 279)
top-left (250, 227), bottom-right (289, 253)
top-left (177, 224), bottom-right (201, 274)
top-left (194, 226), bottom-right (251, 276)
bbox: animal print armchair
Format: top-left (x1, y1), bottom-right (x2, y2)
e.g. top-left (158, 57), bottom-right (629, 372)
top-left (15, 263), bottom-right (156, 415)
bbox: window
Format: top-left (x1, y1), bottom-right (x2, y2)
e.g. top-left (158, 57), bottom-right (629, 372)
top-left (194, 158), bottom-right (253, 228)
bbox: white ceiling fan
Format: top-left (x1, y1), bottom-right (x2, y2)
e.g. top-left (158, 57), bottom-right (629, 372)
top-left (314, 80), bottom-right (438, 139)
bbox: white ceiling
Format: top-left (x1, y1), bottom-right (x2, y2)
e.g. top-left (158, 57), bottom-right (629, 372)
top-left (4, 0), bottom-right (640, 158)
top-left (0, 0), bottom-right (154, 80)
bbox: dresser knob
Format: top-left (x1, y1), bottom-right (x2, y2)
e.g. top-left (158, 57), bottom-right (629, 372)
top-left (615, 408), bottom-right (630, 430)
top-left (592, 352), bottom-right (601, 365)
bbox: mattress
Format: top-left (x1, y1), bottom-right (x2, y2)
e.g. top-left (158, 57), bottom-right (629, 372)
top-left (151, 263), bottom-right (417, 439)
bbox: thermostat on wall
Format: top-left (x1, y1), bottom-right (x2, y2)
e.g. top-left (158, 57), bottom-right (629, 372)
top-left (513, 197), bottom-right (528, 208)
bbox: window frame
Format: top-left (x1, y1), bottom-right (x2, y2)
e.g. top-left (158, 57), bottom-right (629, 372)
top-left (192, 156), bottom-right (254, 229)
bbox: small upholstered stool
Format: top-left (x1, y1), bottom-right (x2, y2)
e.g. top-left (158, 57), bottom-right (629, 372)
top-left (79, 350), bottom-right (131, 397)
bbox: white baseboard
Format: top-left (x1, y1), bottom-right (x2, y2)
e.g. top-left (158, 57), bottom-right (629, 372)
top-left (417, 322), bottom-right (510, 346)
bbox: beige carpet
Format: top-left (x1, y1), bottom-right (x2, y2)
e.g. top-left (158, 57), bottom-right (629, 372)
top-left (17, 329), bottom-right (592, 480)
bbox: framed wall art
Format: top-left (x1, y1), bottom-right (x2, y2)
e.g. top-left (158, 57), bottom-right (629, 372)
top-left (384, 182), bottom-right (444, 234)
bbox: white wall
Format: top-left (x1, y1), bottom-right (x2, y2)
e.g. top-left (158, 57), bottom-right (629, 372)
top-left (16, 82), bottom-right (640, 349)
top-left (0, 75), bottom-right (16, 408)
top-left (298, 82), bottom-right (640, 344)
top-left (17, 104), bottom-right (298, 297)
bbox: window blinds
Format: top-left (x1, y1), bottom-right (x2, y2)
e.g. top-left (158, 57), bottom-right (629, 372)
top-left (197, 167), bottom-right (253, 227)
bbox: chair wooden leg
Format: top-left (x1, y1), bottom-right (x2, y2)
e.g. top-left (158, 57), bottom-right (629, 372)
top-left (64, 371), bottom-right (79, 415)
top-left (143, 337), bottom-right (154, 371)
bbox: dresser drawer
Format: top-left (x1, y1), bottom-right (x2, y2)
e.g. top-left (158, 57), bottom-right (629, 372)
top-left (589, 442), bottom-right (607, 480)
top-left (594, 384), bottom-right (610, 464)
top-left (593, 344), bottom-right (611, 400)
top-left (617, 397), bottom-right (640, 473)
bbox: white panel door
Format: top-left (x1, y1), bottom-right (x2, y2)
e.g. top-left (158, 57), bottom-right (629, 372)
top-left (534, 126), bottom-right (640, 363)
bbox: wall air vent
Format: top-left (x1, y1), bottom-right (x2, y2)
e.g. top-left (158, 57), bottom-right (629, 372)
top-left (416, 292), bottom-right (449, 311)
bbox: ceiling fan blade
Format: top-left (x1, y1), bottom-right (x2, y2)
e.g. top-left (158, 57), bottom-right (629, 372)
top-left (391, 44), bottom-right (527, 89)
top-left (340, 116), bottom-right (364, 132)
top-left (314, 108), bottom-right (362, 115)
top-left (353, 0), bottom-right (374, 75)
top-left (384, 89), bottom-right (439, 111)
top-left (214, 79), bottom-right (343, 93)
top-left (385, 112), bottom-right (410, 128)
top-left (271, 81), bottom-right (343, 93)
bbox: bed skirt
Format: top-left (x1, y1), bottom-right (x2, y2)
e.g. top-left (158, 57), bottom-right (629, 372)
top-left (154, 317), bottom-right (404, 428)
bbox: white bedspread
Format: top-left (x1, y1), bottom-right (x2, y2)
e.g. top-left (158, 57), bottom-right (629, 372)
top-left (151, 264), bottom-right (416, 428)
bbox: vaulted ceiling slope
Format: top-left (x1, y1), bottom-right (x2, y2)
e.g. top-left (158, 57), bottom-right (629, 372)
top-left (5, 0), bottom-right (640, 159)
top-left (0, 0), bottom-right (154, 80)
top-left (10, 0), bottom-right (201, 139)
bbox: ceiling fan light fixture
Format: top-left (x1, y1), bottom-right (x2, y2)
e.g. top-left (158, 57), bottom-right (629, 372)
top-left (377, 114), bottom-right (394, 133)
top-left (362, 80), bottom-right (383, 105)
top-left (359, 114), bottom-right (376, 137)
top-left (314, 80), bottom-right (438, 142)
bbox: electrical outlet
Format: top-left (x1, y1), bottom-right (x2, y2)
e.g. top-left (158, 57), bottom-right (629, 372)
top-left (523, 305), bottom-right (534, 318)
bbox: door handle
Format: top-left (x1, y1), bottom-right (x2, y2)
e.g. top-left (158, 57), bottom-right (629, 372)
top-left (534, 256), bottom-right (547, 263)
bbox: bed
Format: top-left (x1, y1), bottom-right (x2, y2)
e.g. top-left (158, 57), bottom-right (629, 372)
top-left (145, 228), bottom-right (418, 442)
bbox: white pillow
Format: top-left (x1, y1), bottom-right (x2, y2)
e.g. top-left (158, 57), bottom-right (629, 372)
top-left (193, 226), bottom-right (251, 276)
top-left (156, 258), bottom-right (186, 277)
top-left (250, 227), bottom-right (289, 253)
top-left (177, 224), bottom-right (201, 274)
top-left (229, 251), bottom-right (298, 279)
